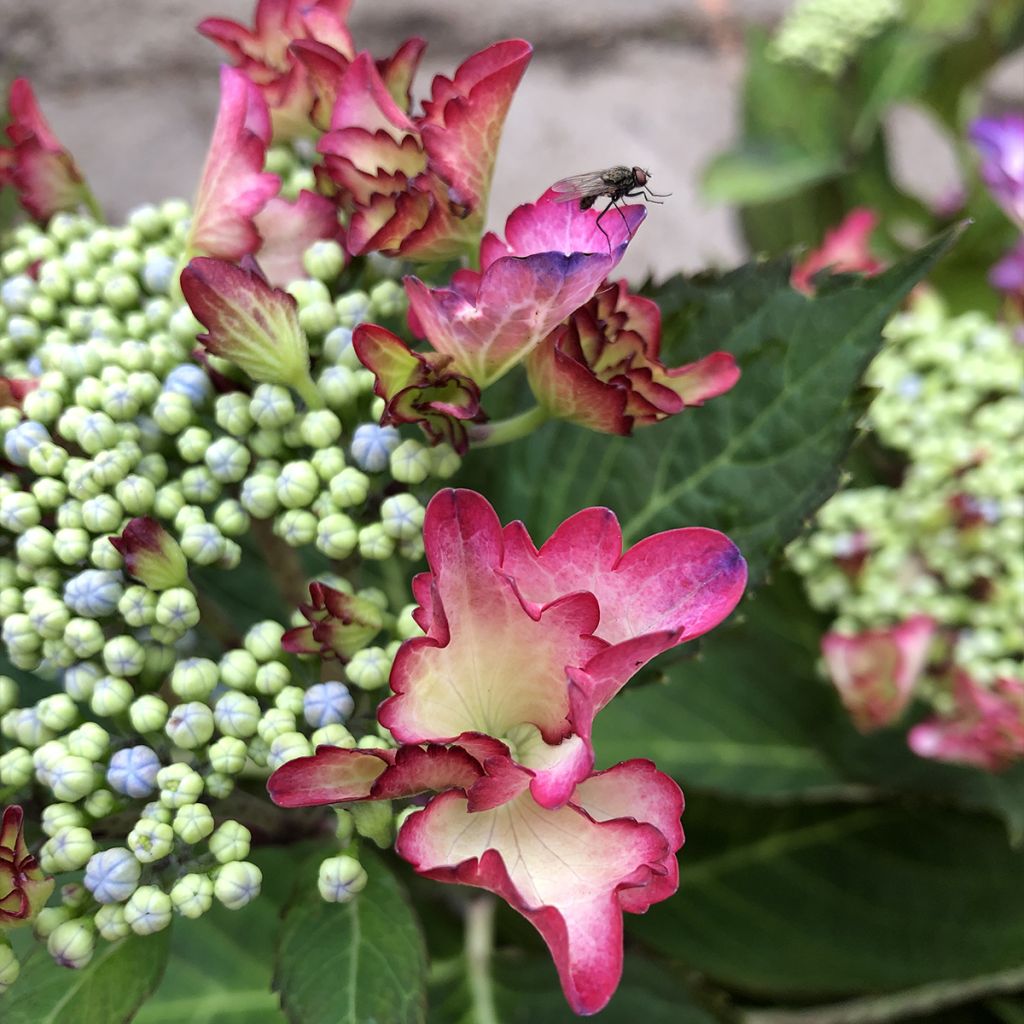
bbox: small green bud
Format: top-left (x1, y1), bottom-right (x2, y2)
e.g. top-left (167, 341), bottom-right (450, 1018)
top-left (212, 498), bottom-right (250, 537)
top-left (429, 443), bottom-right (461, 479)
top-left (48, 755), bottom-right (97, 802)
top-left (346, 646), bottom-right (391, 690)
top-left (358, 524), bottom-right (395, 560)
top-left (118, 585), bottom-right (158, 627)
top-left (155, 588), bottom-right (201, 632)
top-left (90, 676), bottom-right (134, 717)
top-left (124, 886), bottom-right (173, 936)
top-left (253, 661), bottom-right (291, 697)
top-left (37, 693), bottom-right (78, 732)
top-left (50, 826), bottom-right (96, 871)
top-left (275, 509), bottom-right (318, 547)
top-left (220, 648), bottom-right (259, 691)
top-left (244, 620), bottom-right (285, 662)
top-left (209, 821), bottom-right (251, 864)
top-left (318, 855), bottom-right (368, 903)
top-left (170, 873), bottom-right (214, 919)
top-left (205, 772), bottom-right (235, 799)
top-left (214, 861), bottom-right (262, 910)
top-left (42, 803), bottom-right (86, 837)
top-left (268, 731), bottom-right (312, 769)
top-left (129, 694), bottom-right (169, 733)
top-left (213, 691), bottom-right (261, 738)
top-left (315, 513), bottom-right (358, 558)
top-left (303, 239), bottom-right (346, 281)
top-left (47, 919), bottom-right (96, 970)
top-left (156, 763), bottom-right (204, 807)
top-left (65, 722), bottom-right (109, 760)
top-left (390, 439), bottom-right (432, 484)
top-left (103, 635), bottom-right (146, 677)
top-left (311, 723), bottom-right (356, 748)
top-left (94, 904), bottom-right (131, 941)
top-left (165, 701), bottom-right (215, 749)
top-left (127, 819), bottom-right (175, 863)
top-left (171, 657), bottom-right (219, 701)
top-left (208, 736), bottom-right (247, 775)
top-left (379, 493), bottom-right (425, 541)
top-left (173, 803), bottom-right (215, 844)
top-left (83, 789), bottom-right (117, 819)
top-left (274, 685), bottom-right (305, 716)
top-left (257, 707), bottom-right (297, 743)
top-left (0, 747), bottom-right (33, 787)
top-left (328, 467), bottom-right (370, 508)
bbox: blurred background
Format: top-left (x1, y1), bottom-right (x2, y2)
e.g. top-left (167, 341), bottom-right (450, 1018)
top-left (0, 0), bottom-right (1019, 280)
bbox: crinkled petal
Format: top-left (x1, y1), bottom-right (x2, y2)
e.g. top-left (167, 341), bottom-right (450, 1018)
top-left (267, 745), bottom-right (392, 806)
top-left (378, 37), bottom-right (428, 113)
top-left (503, 510), bottom-right (747, 647)
top-left (397, 785), bottom-right (673, 1016)
top-left (419, 40), bottom-right (532, 212)
top-left (188, 67), bottom-right (280, 260)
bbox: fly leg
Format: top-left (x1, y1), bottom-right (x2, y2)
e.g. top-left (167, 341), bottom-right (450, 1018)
top-left (594, 198), bottom-right (635, 251)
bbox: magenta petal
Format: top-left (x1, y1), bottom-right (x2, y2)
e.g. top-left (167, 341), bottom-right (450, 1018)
top-left (504, 515), bottom-right (748, 647)
top-left (405, 248), bottom-right (624, 387)
top-left (369, 744), bottom-right (484, 800)
top-left (267, 746), bottom-right (394, 807)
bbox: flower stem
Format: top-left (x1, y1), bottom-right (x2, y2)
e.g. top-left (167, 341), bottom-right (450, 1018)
top-left (292, 372), bottom-right (326, 411)
top-left (465, 895), bottom-right (500, 1024)
top-left (471, 405), bottom-right (549, 448)
top-left (81, 186), bottom-right (105, 223)
top-left (250, 518), bottom-right (310, 610)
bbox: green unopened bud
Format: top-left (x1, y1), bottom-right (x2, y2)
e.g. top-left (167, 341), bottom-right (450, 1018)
top-left (380, 493), bottom-right (425, 541)
top-left (315, 513), bottom-right (358, 558)
top-left (430, 443), bottom-right (461, 479)
top-left (173, 803), bottom-right (215, 844)
top-left (83, 789), bottom-right (117, 819)
top-left (318, 855), bottom-right (368, 904)
top-left (49, 755), bottom-right (97, 802)
top-left (268, 731), bottom-right (312, 769)
top-left (253, 661), bottom-right (290, 697)
top-left (346, 647), bottom-right (391, 690)
top-left (220, 648), bottom-right (258, 691)
top-left (0, 676), bottom-right (18, 714)
top-left (0, 942), bottom-right (20, 993)
top-left (155, 587), bottom-right (200, 632)
top-left (390, 440), bottom-right (432, 484)
top-left (51, 826), bottom-right (95, 870)
top-left (47, 919), bottom-right (96, 970)
top-left (311, 723), bottom-right (356, 749)
top-left (42, 803), bottom-right (86, 836)
top-left (37, 693), bottom-right (77, 732)
top-left (90, 676), bottom-right (134, 717)
top-left (94, 904), bottom-right (131, 941)
top-left (129, 694), bottom-right (169, 733)
top-left (34, 906), bottom-right (73, 940)
top-left (212, 499), bottom-right (250, 537)
top-left (170, 873), bottom-right (214, 919)
top-left (214, 861), bottom-right (262, 910)
top-left (156, 763), bottom-right (204, 807)
top-left (103, 635), bottom-right (146, 677)
top-left (209, 820), bottom-right (251, 864)
top-left (65, 722), bottom-right (109, 760)
top-left (112, 518), bottom-right (189, 590)
top-left (303, 240), bottom-right (346, 282)
top-left (243, 620), bottom-right (285, 662)
top-left (165, 702), bottom-right (215, 749)
top-left (118, 585), bottom-right (158, 627)
top-left (274, 685), bottom-right (305, 717)
top-left (257, 708), bottom-right (296, 743)
top-left (357, 524), bottom-right (395, 561)
top-left (127, 819), bottom-right (174, 863)
top-left (208, 736), bottom-right (247, 775)
top-left (328, 467), bottom-right (370, 508)
top-left (0, 748), bottom-right (33, 787)
top-left (124, 886), bottom-right (173, 935)
top-left (153, 391), bottom-right (194, 434)
top-left (213, 691), bottom-right (261, 738)
top-left (275, 509), bottom-right (317, 547)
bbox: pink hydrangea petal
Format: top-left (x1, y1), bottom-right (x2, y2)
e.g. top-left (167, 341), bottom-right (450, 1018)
top-left (792, 208), bottom-right (884, 294)
top-left (822, 615), bottom-right (936, 732)
top-left (368, 744), bottom-right (484, 800)
top-left (657, 351), bottom-right (741, 406)
top-left (377, 37), bottom-right (427, 112)
top-left (404, 246), bottom-right (624, 387)
top-left (188, 67), bottom-right (280, 260)
top-left (572, 759), bottom-right (683, 913)
top-left (503, 512), bottom-right (747, 647)
top-left (379, 489), bottom-right (603, 745)
top-left (267, 746), bottom-right (393, 807)
top-left (419, 40), bottom-right (532, 211)
top-left (327, 50), bottom-right (416, 136)
top-left (480, 190), bottom-right (646, 269)
top-left (253, 190), bottom-right (341, 286)
top-left (397, 787), bottom-right (673, 1015)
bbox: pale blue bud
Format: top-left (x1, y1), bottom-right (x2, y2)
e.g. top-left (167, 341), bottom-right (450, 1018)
top-left (107, 745), bottom-right (161, 798)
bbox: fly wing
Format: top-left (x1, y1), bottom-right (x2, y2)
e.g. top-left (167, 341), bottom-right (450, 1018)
top-left (548, 170), bottom-right (614, 203)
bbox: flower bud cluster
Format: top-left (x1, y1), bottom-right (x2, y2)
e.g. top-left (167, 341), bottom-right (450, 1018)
top-left (789, 294), bottom-right (1023, 716)
top-left (769, 0), bottom-right (904, 77)
top-left (0, 198), bottom-right (453, 972)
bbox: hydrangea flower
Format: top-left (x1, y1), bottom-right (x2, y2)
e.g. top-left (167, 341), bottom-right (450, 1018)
top-left (525, 279), bottom-right (740, 434)
top-left (909, 673), bottom-right (1024, 772)
top-left (110, 518), bottom-right (189, 591)
top-left (0, 806), bottom-right (54, 928)
top-left (317, 42), bottom-right (532, 261)
top-left (402, 190), bottom-right (645, 388)
top-left (281, 582), bottom-right (385, 659)
top-left (269, 489), bottom-right (745, 1013)
top-left (821, 616), bottom-right (936, 732)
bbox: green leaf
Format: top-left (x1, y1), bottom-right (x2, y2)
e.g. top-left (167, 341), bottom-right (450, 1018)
top-left (274, 849), bottom-right (428, 1024)
top-left (428, 952), bottom-right (720, 1024)
top-left (703, 144), bottom-right (844, 205)
top-left (464, 227), bottom-right (960, 587)
top-left (136, 845), bottom-right (317, 1024)
top-left (0, 932), bottom-right (170, 1024)
top-left (631, 795), bottom-right (1024, 998)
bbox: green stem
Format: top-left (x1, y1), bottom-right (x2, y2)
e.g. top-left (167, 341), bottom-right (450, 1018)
top-left (81, 186), bottom-right (105, 223)
top-left (465, 895), bottom-right (500, 1024)
top-left (471, 405), bottom-right (549, 448)
top-left (292, 372), bottom-right (326, 411)
top-left (250, 518), bottom-right (310, 609)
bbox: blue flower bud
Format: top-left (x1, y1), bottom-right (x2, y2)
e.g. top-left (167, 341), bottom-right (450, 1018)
top-left (350, 424), bottom-right (401, 473)
top-left (84, 847), bottom-right (142, 904)
top-left (304, 681), bottom-right (356, 728)
top-left (107, 745), bottom-right (161, 798)
top-left (4, 421), bottom-right (50, 467)
top-left (63, 569), bottom-right (124, 618)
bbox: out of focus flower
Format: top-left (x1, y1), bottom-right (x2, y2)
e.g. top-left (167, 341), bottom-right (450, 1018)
top-left (318, 41), bottom-right (531, 261)
top-left (970, 114), bottom-right (1024, 229)
top-left (990, 237), bottom-right (1024, 316)
top-left (199, 0), bottom-right (356, 141)
top-left (1, 79), bottom-right (93, 222)
top-left (821, 616), bottom-right (935, 732)
top-left (791, 208), bottom-right (884, 294)
top-left (1, 806), bottom-right (54, 929)
top-left (405, 190), bottom-right (645, 387)
top-left (525, 279), bottom-right (739, 434)
top-left (353, 324), bottom-right (483, 453)
top-left (909, 673), bottom-right (1024, 772)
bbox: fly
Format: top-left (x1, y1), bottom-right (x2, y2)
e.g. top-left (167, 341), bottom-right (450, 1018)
top-left (550, 165), bottom-right (669, 250)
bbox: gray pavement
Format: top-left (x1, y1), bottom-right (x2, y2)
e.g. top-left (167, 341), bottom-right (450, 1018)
top-left (0, 1), bottom-right (1019, 278)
